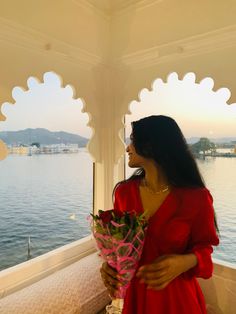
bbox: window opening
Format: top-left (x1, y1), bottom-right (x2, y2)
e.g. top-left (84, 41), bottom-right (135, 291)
top-left (124, 72), bottom-right (236, 265)
top-left (0, 72), bottom-right (93, 271)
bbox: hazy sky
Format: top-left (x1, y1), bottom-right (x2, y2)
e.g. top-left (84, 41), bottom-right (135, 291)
top-left (126, 72), bottom-right (236, 139)
top-left (1, 72), bottom-right (236, 139)
top-left (0, 72), bottom-right (92, 138)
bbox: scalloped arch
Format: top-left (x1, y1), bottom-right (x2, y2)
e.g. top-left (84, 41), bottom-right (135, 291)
top-left (125, 71), bottom-right (232, 120)
top-left (136, 72), bottom-right (231, 104)
top-left (0, 140), bottom-right (8, 161)
top-left (0, 71), bottom-right (96, 161)
top-left (114, 71), bottom-right (235, 164)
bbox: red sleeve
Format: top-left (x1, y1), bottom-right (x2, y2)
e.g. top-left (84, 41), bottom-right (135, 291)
top-left (113, 180), bottom-right (142, 215)
top-left (113, 183), bottom-right (125, 214)
top-left (186, 189), bottom-right (219, 279)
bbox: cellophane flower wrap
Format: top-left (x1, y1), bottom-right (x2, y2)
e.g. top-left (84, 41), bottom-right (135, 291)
top-left (89, 209), bottom-right (148, 299)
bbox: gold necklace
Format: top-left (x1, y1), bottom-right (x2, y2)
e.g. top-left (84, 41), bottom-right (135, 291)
top-left (142, 178), bottom-right (169, 195)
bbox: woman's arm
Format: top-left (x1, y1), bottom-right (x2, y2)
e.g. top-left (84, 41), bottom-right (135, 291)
top-left (136, 253), bottom-right (198, 290)
top-left (100, 262), bottom-right (120, 297)
top-left (136, 189), bottom-right (219, 289)
top-left (185, 189), bottom-right (219, 279)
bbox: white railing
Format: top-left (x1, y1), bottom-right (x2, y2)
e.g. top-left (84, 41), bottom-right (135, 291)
top-left (0, 235), bottom-right (96, 298)
top-left (199, 258), bottom-right (236, 314)
top-left (0, 237), bottom-right (235, 313)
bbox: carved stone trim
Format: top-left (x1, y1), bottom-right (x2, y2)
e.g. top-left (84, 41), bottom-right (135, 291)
top-left (111, 0), bottom-right (163, 16)
top-left (0, 17), bottom-right (104, 68)
top-left (72, 0), bottom-right (163, 18)
top-left (72, 0), bottom-right (110, 20)
top-left (114, 24), bottom-right (236, 69)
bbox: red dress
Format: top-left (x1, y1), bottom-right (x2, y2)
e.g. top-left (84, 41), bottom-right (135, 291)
top-left (114, 179), bottom-right (219, 314)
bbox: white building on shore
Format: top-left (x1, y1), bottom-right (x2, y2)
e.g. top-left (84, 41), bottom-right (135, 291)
top-left (8, 144), bottom-right (79, 155)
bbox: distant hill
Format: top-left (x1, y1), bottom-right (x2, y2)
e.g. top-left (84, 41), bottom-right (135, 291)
top-left (125, 136), bottom-right (236, 145)
top-left (0, 128), bottom-right (89, 147)
top-left (187, 137), bottom-right (236, 144)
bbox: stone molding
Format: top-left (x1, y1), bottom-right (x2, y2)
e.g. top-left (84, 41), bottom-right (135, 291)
top-left (2, 15), bottom-right (236, 72)
top-left (0, 17), bottom-right (103, 69)
top-left (111, 0), bottom-right (163, 16)
top-left (73, 0), bottom-right (163, 18)
top-left (72, 0), bottom-right (110, 20)
top-left (114, 24), bottom-right (236, 69)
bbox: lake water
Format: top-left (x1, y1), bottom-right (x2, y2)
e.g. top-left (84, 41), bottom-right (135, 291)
top-left (0, 150), bottom-right (235, 271)
top-left (0, 150), bottom-right (93, 271)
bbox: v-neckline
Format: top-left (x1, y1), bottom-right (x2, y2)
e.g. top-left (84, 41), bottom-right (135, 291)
top-left (135, 178), bottom-right (174, 221)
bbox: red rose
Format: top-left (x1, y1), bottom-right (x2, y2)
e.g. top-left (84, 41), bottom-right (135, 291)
top-left (99, 209), bottom-right (113, 224)
top-left (114, 208), bottom-right (123, 218)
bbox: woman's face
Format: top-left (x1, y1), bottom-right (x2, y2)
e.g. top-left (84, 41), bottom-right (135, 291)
top-left (126, 133), bottom-right (147, 168)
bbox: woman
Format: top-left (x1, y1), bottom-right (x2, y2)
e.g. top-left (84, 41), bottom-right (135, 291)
top-left (100, 115), bottom-right (219, 313)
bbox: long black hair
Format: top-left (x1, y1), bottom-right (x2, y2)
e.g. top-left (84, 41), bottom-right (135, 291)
top-left (114, 115), bottom-right (218, 231)
top-left (129, 115), bottom-right (205, 187)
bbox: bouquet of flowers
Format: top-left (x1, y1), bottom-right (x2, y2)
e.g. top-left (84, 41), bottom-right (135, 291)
top-left (89, 209), bottom-right (147, 312)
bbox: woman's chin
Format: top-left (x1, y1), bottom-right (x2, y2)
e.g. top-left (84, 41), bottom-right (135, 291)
top-left (128, 161), bottom-right (138, 168)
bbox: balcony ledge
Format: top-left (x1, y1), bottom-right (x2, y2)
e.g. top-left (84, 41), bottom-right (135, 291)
top-left (0, 235), bottom-right (96, 298)
top-left (0, 236), bottom-right (236, 314)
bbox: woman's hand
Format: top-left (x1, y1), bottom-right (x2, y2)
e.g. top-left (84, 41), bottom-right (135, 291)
top-left (136, 254), bottom-right (197, 291)
top-left (100, 262), bottom-right (121, 297)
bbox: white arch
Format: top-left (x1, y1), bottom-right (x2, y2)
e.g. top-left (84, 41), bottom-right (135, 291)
top-left (0, 71), bottom-right (94, 160)
top-left (125, 71), bottom-right (234, 139)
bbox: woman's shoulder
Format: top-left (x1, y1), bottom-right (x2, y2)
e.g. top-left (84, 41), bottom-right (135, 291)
top-left (174, 186), bottom-right (210, 195)
top-left (113, 179), bottom-right (141, 212)
top-left (174, 186), bottom-right (213, 205)
top-left (114, 178), bottom-right (140, 194)
top-left (172, 186), bottom-right (214, 220)
top-left (115, 178), bottom-right (140, 189)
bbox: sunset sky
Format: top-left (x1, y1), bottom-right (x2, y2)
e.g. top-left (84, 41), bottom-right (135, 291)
top-left (1, 72), bottom-right (236, 140)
